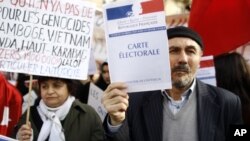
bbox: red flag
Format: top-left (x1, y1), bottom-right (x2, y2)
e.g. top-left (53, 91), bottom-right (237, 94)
top-left (188, 0), bottom-right (250, 56)
top-left (0, 74), bottom-right (22, 136)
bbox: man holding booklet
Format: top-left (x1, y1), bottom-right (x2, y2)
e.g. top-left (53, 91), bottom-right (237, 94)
top-left (102, 26), bottom-right (243, 141)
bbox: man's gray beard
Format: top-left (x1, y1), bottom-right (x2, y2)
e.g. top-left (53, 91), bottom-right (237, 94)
top-left (172, 78), bottom-right (191, 89)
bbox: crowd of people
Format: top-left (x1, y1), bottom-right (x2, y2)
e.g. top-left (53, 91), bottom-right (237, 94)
top-left (0, 26), bottom-right (249, 141)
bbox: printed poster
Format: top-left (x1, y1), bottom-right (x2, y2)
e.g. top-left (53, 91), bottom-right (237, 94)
top-left (0, 0), bottom-right (96, 80)
top-left (103, 0), bottom-right (172, 92)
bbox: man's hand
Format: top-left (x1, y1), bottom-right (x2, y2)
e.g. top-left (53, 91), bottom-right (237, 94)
top-left (102, 82), bottom-right (129, 126)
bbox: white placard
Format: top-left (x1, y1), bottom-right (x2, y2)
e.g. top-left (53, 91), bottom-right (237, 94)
top-left (0, 0), bottom-right (96, 80)
top-left (87, 83), bottom-right (107, 122)
top-left (103, 0), bottom-right (172, 92)
top-left (197, 56), bottom-right (216, 86)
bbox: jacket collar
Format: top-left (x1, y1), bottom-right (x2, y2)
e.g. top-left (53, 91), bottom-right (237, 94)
top-left (63, 99), bottom-right (86, 137)
top-left (196, 79), bottom-right (220, 141)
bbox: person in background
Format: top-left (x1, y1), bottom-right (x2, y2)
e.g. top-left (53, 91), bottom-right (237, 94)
top-left (0, 73), bottom-right (22, 137)
top-left (16, 73), bottom-right (29, 96)
top-left (95, 62), bottom-right (110, 91)
top-left (214, 52), bottom-right (250, 124)
top-left (101, 26), bottom-right (243, 141)
top-left (74, 75), bottom-right (93, 104)
top-left (13, 76), bottom-right (105, 141)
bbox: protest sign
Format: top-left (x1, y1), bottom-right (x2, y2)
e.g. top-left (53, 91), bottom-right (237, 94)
top-left (87, 83), bottom-right (107, 121)
top-left (103, 0), bottom-right (171, 92)
top-left (0, 0), bottom-right (96, 80)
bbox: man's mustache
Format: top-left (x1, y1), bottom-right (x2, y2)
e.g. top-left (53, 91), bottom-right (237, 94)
top-left (172, 65), bottom-right (190, 73)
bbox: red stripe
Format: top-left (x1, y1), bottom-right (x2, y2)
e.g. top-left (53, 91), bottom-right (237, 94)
top-left (141, 0), bottom-right (164, 14)
top-left (200, 59), bottom-right (214, 68)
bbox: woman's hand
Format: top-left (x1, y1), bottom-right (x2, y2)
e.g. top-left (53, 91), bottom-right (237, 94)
top-left (17, 122), bottom-right (32, 141)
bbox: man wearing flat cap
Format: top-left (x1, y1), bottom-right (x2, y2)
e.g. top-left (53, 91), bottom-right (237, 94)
top-left (102, 26), bottom-right (243, 141)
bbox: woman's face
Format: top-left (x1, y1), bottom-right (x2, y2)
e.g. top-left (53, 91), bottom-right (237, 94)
top-left (40, 79), bottom-right (69, 108)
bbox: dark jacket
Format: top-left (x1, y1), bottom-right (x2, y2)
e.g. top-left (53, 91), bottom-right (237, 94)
top-left (14, 99), bottom-right (105, 141)
top-left (95, 77), bottom-right (109, 91)
top-left (104, 80), bottom-right (243, 141)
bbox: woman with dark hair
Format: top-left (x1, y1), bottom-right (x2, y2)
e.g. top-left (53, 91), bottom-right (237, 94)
top-left (14, 76), bottom-right (105, 141)
top-left (214, 52), bottom-right (250, 124)
top-left (95, 62), bottom-right (110, 91)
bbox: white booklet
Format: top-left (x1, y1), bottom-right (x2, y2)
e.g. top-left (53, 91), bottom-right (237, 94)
top-left (103, 0), bottom-right (172, 92)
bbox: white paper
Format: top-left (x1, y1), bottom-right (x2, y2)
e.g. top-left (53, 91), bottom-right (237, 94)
top-left (103, 0), bottom-right (172, 92)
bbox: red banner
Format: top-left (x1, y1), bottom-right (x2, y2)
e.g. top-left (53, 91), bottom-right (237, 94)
top-left (189, 0), bottom-right (250, 56)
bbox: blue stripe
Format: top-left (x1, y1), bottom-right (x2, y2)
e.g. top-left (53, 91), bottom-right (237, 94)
top-left (197, 76), bottom-right (215, 80)
top-left (106, 5), bottom-right (133, 20)
top-left (109, 26), bottom-right (166, 37)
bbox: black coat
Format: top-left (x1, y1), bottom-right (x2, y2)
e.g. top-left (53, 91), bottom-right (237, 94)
top-left (104, 80), bottom-right (243, 141)
top-left (14, 100), bottom-right (105, 141)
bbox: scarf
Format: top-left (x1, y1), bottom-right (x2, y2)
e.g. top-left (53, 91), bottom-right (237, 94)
top-left (37, 96), bottom-right (75, 141)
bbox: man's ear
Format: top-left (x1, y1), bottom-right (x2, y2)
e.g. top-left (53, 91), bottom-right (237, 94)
top-left (200, 50), bottom-right (203, 57)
